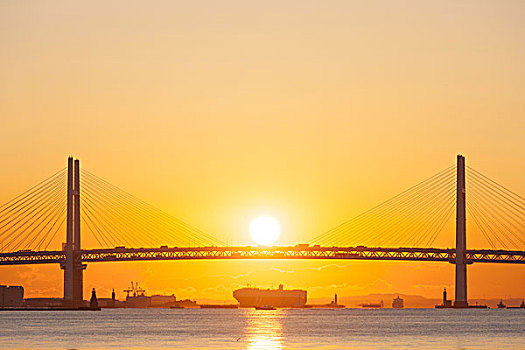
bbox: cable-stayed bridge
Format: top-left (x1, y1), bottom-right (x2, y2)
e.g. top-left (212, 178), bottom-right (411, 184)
top-left (0, 156), bottom-right (524, 308)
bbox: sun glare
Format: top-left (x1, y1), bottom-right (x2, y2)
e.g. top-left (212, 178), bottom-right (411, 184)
top-left (249, 217), bottom-right (280, 246)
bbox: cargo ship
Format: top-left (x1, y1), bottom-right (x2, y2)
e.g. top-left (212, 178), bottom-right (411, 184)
top-left (392, 296), bottom-right (404, 308)
top-left (233, 284), bottom-right (307, 308)
top-left (360, 300), bottom-right (384, 308)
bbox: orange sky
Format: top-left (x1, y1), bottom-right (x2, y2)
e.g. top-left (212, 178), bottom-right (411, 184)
top-left (1, 0), bottom-right (524, 301)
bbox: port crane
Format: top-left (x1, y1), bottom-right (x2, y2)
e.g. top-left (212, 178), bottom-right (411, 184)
top-left (123, 281), bottom-right (146, 298)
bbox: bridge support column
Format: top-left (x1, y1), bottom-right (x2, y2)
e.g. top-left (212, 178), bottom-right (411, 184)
top-left (454, 155), bottom-right (468, 308)
top-left (61, 157), bottom-right (85, 307)
top-left (62, 157), bottom-right (74, 303)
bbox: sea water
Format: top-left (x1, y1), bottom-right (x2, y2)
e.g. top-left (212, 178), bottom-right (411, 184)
top-left (0, 308), bottom-right (524, 349)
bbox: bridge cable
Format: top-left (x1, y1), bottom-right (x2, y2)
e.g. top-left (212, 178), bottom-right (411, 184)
top-left (467, 196), bottom-right (509, 249)
top-left (23, 186), bottom-right (67, 251)
top-left (311, 166), bottom-right (456, 247)
top-left (81, 178), bottom-right (204, 247)
top-left (42, 212), bottom-right (67, 251)
top-left (80, 201), bottom-right (114, 248)
top-left (350, 182), bottom-right (454, 247)
top-left (0, 176), bottom-right (66, 251)
top-left (82, 183), bottom-right (208, 248)
top-left (82, 169), bottom-right (223, 246)
top-left (468, 181), bottom-right (525, 244)
top-left (36, 205), bottom-right (67, 251)
top-left (10, 185), bottom-right (66, 251)
top-left (313, 179), bottom-right (452, 246)
top-left (467, 166), bottom-right (525, 207)
top-left (468, 173), bottom-right (525, 228)
top-left (391, 187), bottom-right (455, 247)
top-left (0, 168), bottom-right (66, 212)
top-left (81, 199), bottom-right (118, 247)
top-left (372, 179), bottom-right (456, 247)
top-left (467, 199), bottom-right (497, 249)
top-left (468, 191), bottom-right (522, 249)
top-left (81, 169), bottom-right (223, 247)
top-left (81, 187), bottom-right (156, 247)
top-left (0, 171), bottom-right (65, 229)
top-left (424, 195), bottom-right (457, 247)
top-left (2, 178), bottom-right (65, 251)
top-left (81, 193), bottom-right (138, 247)
top-left (309, 166), bottom-right (455, 245)
top-left (309, 165), bottom-right (455, 245)
top-left (466, 166), bottom-right (525, 249)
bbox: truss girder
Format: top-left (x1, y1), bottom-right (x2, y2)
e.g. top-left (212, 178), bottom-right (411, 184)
top-left (1, 246), bottom-right (523, 265)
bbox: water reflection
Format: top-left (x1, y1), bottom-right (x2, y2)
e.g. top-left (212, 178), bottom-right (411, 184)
top-left (244, 309), bottom-right (283, 350)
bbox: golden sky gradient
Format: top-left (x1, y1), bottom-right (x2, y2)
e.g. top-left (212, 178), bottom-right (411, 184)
top-left (1, 0), bottom-right (524, 301)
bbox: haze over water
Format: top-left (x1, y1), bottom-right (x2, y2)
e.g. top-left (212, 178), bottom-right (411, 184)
top-left (1, 309), bottom-right (524, 349)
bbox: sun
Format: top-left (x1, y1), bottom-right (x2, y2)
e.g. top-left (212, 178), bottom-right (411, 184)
top-left (249, 217), bottom-right (280, 245)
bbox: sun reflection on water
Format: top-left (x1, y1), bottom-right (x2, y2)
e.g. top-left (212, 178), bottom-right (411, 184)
top-left (244, 309), bottom-right (283, 350)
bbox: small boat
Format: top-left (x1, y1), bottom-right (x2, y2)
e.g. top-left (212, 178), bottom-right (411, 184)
top-left (497, 300), bottom-right (506, 309)
top-left (255, 305), bottom-right (276, 310)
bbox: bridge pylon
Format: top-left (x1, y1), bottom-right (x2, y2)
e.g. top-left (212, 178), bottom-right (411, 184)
top-left (60, 157), bottom-right (86, 307)
top-left (454, 155), bottom-right (468, 308)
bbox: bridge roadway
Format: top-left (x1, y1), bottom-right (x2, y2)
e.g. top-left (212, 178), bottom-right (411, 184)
top-left (1, 246), bottom-right (524, 265)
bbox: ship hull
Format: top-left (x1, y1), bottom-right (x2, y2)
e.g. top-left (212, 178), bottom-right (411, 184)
top-left (233, 286), bottom-right (307, 308)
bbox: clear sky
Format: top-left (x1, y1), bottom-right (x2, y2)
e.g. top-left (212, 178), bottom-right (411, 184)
top-left (1, 0), bottom-right (524, 301)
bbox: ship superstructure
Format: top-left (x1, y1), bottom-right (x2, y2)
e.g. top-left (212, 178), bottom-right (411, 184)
top-left (233, 284), bottom-right (307, 308)
top-left (123, 281), bottom-right (150, 307)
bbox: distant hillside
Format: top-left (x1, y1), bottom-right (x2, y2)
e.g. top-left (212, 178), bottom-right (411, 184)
top-left (193, 293), bottom-right (525, 308)
top-left (308, 293), bottom-right (525, 308)
top-left (308, 293), bottom-right (438, 308)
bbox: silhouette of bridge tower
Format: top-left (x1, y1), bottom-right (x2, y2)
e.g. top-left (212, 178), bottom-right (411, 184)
top-left (454, 155), bottom-right (467, 307)
top-left (61, 157), bottom-right (85, 306)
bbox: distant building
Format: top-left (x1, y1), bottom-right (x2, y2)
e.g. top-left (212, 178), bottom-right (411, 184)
top-left (97, 298), bottom-right (118, 307)
top-left (0, 285), bottom-right (24, 307)
top-left (98, 289), bottom-right (119, 307)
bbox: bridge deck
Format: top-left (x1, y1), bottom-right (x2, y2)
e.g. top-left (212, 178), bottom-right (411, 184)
top-left (1, 246), bottom-right (524, 265)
